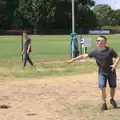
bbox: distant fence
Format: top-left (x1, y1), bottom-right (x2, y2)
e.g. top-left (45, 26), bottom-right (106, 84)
top-left (0, 29), bottom-right (72, 35)
top-left (0, 28), bottom-right (120, 35)
top-left (89, 30), bottom-right (110, 35)
top-left (89, 29), bottom-right (120, 34)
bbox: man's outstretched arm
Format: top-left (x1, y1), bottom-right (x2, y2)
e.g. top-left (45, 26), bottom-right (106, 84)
top-left (68, 54), bottom-right (89, 64)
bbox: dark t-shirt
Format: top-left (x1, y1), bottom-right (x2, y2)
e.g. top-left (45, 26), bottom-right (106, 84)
top-left (88, 46), bottom-right (118, 75)
top-left (24, 37), bottom-right (31, 53)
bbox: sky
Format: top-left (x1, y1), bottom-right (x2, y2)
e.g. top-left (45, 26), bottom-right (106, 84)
top-left (95, 0), bottom-right (120, 9)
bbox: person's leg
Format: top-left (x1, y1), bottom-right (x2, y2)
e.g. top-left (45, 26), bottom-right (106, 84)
top-left (23, 53), bottom-right (28, 68)
top-left (110, 88), bottom-right (115, 99)
top-left (101, 88), bottom-right (107, 103)
top-left (108, 71), bottom-right (117, 108)
top-left (27, 54), bottom-right (34, 66)
top-left (98, 73), bottom-right (108, 111)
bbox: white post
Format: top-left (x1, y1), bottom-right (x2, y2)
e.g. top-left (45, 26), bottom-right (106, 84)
top-left (72, 0), bottom-right (75, 34)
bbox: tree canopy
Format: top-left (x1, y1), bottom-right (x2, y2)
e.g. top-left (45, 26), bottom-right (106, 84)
top-left (0, 0), bottom-right (120, 31)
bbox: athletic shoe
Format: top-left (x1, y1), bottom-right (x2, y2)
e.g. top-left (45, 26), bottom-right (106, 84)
top-left (100, 103), bottom-right (108, 111)
top-left (110, 99), bottom-right (117, 108)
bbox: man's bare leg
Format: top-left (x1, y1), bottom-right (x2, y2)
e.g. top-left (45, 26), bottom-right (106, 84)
top-left (110, 88), bottom-right (115, 99)
top-left (100, 88), bottom-right (108, 111)
top-left (110, 88), bottom-right (117, 108)
top-left (101, 88), bottom-right (107, 103)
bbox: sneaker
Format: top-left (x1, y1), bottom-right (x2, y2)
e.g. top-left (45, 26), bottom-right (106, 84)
top-left (110, 99), bottom-right (117, 108)
top-left (100, 103), bottom-right (108, 111)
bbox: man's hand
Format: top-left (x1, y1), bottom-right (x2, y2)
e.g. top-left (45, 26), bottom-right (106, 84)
top-left (110, 56), bottom-right (120, 72)
top-left (67, 59), bottom-right (74, 64)
top-left (110, 65), bottom-right (116, 72)
top-left (22, 49), bottom-right (24, 55)
top-left (22, 51), bottom-right (24, 55)
top-left (27, 50), bottom-right (29, 54)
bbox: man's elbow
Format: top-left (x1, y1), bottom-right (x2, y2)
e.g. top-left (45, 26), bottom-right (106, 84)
top-left (83, 54), bottom-right (89, 59)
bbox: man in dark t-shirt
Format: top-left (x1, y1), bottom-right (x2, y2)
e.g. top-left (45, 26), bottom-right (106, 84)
top-left (68, 36), bottom-right (120, 111)
top-left (88, 46), bottom-right (118, 75)
top-left (22, 31), bottom-right (34, 68)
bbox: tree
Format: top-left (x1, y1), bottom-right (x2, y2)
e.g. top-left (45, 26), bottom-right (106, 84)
top-left (76, 0), bottom-right (96, 29)
top-left (54, 0), bottom-right (96, 29)
top-left (108, 10), bottom-right (119, 26)
top-left (0, 0), bottom-right (7, 29)
top-left (75, 0), bottom-right (97, 28)
top-left (93, 4), bottom-right (112, 27)
top-left (0, 0), bottom-right (19, 29)
top-left (16, 0), bottom-right (56, 33)
top-left (7, 0), bottom-right (19, 28)
top-left (53, 0), bottom-right (71, 29)
top-left (113, 9), bottom-right (120, 26)
top-left (0, 0), bottom-right (97, 30)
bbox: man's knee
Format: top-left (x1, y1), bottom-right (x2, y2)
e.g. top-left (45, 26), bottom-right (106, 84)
top-left (100, 88), bottom-right (106, 92)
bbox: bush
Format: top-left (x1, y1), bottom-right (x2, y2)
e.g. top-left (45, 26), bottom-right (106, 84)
top-left (101, 26), bottom-right (120, 30)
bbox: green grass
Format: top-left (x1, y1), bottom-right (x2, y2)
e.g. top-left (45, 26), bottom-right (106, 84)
top-left (0, 35), bottom-right (120, 120)
top-left (0, 34), bottom-right (120, 78)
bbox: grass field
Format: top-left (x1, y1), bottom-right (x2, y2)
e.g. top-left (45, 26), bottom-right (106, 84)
top-left (0, 34), bottom-right (120, 120)
top-left (0, 34), bottom-right (120, 78)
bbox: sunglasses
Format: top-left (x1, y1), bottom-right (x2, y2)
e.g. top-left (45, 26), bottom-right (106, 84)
top-left (96, 40), bottom-right (101, 42)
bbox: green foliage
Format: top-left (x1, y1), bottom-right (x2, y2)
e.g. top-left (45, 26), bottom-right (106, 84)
top-left (0, 0), bottom-right (19, 29)
top-left (113, 9), bottom-right (120, 26)
top-left (14, 0), bottom-right (96, 30)
top-left (101, 25), bottom-right (120, 30)
top-left (76, 5), bottom-right (97, 28)
top-left (93, 4), bottom-right (120, 27)
top-left (17, 0), bottom-right (56, 30)
top-left (54, 0), bottom-right (96, 29)
top-left (93, 4), bottom-right (112, 27)
top-left (108, 10), bottom-right (118, 26)
top-left (1, 0), bottom-right (120, 30)
top-left (0, 0), bottom-right (7, 28)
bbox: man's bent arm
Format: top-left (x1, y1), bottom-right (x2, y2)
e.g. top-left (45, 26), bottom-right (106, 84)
top-left (27, 44), bottom-right (31, 53)
top-left (113, 56), bottom-right (120, 68)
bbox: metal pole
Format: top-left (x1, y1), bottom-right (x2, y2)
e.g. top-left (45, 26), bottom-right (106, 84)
top-left (21, 32), bottom-right (23, 63)
top-left (72, 0), bottom-right (75, 34)
top-left (80, 28), bottom-right (82, 54)
top-left (71, 0), bottom-right (75, 58)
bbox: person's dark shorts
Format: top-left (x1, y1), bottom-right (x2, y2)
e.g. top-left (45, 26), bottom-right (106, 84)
top-left (98, 71), bottom-right (116, 88)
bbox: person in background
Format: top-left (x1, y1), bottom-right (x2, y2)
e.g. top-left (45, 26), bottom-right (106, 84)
top-left (22, 31), bottom-right (34, 68)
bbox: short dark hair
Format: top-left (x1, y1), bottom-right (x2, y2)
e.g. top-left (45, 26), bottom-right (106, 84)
top-left (98, 35), bottom-right (107, 41)
top-left (22, 30), bottom-right (28, 34)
